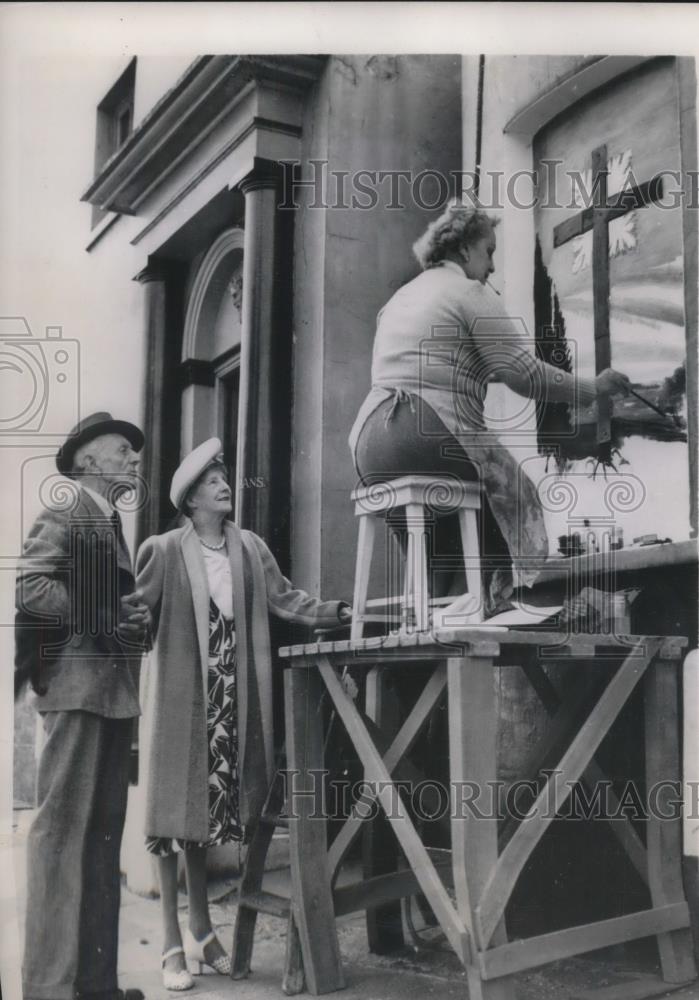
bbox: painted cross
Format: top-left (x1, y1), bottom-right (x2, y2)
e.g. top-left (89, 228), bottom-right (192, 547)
top-left (552, 144), bottom-right (664, 461)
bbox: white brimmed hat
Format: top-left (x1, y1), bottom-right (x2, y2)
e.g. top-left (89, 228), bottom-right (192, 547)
top-left (170, 437), bottom-right (224, 510)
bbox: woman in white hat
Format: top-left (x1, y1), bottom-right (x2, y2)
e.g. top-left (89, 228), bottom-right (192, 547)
top-left (135, 439), bottom-right (350, 988)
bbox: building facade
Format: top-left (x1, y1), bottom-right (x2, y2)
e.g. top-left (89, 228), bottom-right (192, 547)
top-left (14, 54), bottom-right (698, 900)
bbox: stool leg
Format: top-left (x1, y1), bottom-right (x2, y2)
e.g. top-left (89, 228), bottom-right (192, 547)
top-left (458, 508), bottom-right (482, 622)
top-left (388, 527), bottom-right (405, 635)
top-left (645, 656), bottom-right (697, 983)
top-left (405, 503), bottom-right (428, 632)
top-left (352, 514), bottom-right (376, 640)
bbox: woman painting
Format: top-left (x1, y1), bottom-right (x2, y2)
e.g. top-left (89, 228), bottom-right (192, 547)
top-left (349, 203), bottom-right (631, 617)
top-left (136, 438), bottom-right (350, 988)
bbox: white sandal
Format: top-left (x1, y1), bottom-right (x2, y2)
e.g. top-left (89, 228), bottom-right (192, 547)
top-left (162, 946), bottom-right (194, 991)
top-left (184, 928), bottom-right (232, 975)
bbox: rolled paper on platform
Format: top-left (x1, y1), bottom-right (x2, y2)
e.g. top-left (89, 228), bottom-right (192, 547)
top-left (683, 648), bottom-right (699, 858)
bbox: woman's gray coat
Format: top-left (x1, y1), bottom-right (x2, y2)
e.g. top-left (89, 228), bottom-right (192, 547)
top-left (136, 518), bottom-right (344, 841)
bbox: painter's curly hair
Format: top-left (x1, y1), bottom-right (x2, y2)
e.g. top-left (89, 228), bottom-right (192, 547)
top-left (412, 202), bottom-right (499, 269)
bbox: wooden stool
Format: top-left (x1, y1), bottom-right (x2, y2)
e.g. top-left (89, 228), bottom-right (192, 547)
top-left (350, 475), bottom-right (482, 639)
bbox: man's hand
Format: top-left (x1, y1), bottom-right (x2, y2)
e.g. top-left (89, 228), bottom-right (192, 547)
top-left (338, 605), bottom-right (353, 625)
top-left (117, 589), bottom-right (152, 642)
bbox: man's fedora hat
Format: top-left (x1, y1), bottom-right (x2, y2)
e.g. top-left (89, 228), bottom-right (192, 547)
top-left (56, 412), bottom-right (144, 476)
top-left (170, 437), bottom-right (224, 511)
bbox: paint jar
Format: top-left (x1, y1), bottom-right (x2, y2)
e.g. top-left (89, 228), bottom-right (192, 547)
top-left (583, 520), bottom-right (598, 555)
top-left (558, 532), bottom-right (583, 558)
top-left (610, 592), bottom-right (631, 633)
top-left (610, 526), bottom-right (624, 551)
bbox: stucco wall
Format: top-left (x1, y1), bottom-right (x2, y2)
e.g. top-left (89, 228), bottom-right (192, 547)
top-left (291, 54), bottom-right (463, 600)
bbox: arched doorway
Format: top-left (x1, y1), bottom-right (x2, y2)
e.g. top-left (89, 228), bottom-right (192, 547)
top-left (180, 227), bottom-right (244, 503)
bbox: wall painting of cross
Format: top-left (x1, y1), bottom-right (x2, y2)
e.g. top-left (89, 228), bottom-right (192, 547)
top-left (552, 144), bottom-right (664, 465)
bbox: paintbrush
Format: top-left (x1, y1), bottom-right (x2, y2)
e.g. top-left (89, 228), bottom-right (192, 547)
top-left (628, 386), bottom-right (682, 428)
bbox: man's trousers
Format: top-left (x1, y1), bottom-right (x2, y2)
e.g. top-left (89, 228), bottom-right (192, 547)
top-left (22, 711), bottom-right (133, 1000)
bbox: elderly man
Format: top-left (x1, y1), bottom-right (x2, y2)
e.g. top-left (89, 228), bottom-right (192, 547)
top-left (16, 412), bottom-right (150, 1000)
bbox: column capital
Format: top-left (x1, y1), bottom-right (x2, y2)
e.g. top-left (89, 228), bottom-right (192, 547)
top-left (239, 157), bottom-right (284, 195)
top-left (134, 259), bottom-right (169, 284)
top-left (178, 358), bottom-right (216, 389)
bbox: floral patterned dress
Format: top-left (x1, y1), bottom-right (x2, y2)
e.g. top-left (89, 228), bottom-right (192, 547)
top-left (145, 597), bottom-right (243, 856)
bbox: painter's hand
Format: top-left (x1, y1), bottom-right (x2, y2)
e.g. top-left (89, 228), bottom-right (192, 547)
top-left (595, 368), bottom-right (631, 397)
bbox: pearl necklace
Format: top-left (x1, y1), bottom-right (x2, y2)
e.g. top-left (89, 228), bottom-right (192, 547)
top-left (199, 535), bottom-right (226, 551)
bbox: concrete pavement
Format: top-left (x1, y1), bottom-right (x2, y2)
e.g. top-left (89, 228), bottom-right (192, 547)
top-left (7, 808), bottom-right (699, 1000)
top-left (116, 869), bottom-right (699, 1000)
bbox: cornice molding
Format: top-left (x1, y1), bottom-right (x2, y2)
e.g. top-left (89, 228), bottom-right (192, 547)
top-left (81, 55), bottom-right (326, 215)
top-left (504, 56), bottom-right (653, 139)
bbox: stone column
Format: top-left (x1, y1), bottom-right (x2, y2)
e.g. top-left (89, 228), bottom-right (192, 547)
top-left (127, 260), bottom-right (173, 897)
top-left (237, 158), bottom-right (285, 544)
top-left (135, 263), bottom-right (167, 543)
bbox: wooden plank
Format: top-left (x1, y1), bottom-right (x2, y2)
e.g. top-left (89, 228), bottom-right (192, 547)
top-left (363, 666), bottom-right (404, 954)
top-left (582, 758), bottom-right (649, 885)
top-left (573, 974), bottom-right (693, 1000)
top-left (364, 595), bottom-right (456, 608)
top-left (284, 667), bottom-right (345, 995)
top-left (480, 903), bottom-right (691, 981)
top-left (644, 657), bottom-right (698, 983)
top-left (678, 58), bottom-right (698, 536)
top-left (553, 208), bottom-right (593, 247)
top-left (282, 915), bottom-right (306, 996)
top-left (536, 542), bottom-right (697, 589)
top-left (279, 633), bottom-right (684, 668)
top-left (241, 890), bottom-right (290, 919)
top-left (328, 665), bottom-right (448, 879)
top-left (498, 670), bottom-right (607, 850)
top-left (231, 770), bottom-right (286, 978)
top-left (519, 656), bottom-right (648, 884)
top-left (520, 658), bottom-right (560, 713)
top-left (552, 177), bottom-right (665, 248)
top-left (317, 655), bottom-right (472, 965)
top-left (438, 629), bottom-right (630, 652)
top-left (591, 143), bottom-right (612, 448)
top-left (279, 630), bottom-right (684, 661)
top-left (334, 862), bottom-right (453, 917)
top-left (603, 176), bottom-right (664, 215)
top-left (448, 655), bottom-right (516, 1000)
top-left (477, 639), bottom-right (662, 949)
